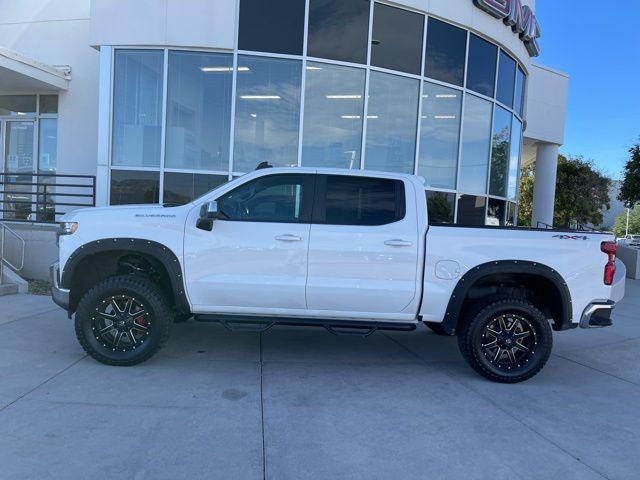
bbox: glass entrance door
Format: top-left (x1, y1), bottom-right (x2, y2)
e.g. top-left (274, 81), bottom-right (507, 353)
top-left (2, 120), bottom-right (36, 220)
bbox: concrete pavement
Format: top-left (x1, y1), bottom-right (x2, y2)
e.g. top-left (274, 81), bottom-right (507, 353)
top-left (1, 282), bottom-right (639, 479)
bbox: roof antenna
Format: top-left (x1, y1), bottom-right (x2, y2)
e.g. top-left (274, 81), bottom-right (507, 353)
top-left (255, 162), bottom-right (273, 170)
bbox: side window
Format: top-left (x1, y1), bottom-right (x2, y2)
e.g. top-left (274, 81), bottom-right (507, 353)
top-left (217, 174), bottom-right (313, 223)
top-left (315, 175), bottom-right (405, 226)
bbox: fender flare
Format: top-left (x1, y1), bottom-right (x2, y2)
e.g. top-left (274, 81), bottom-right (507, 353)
top-left (60, 238), bottom-right (189, 314)
top-left (440, 260), bottom-right (573, 335)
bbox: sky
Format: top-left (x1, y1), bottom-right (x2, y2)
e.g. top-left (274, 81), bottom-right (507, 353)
top-left (535, 0), bottom-right (640, 179)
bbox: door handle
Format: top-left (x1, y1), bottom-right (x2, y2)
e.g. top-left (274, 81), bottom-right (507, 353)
top-left (275, 234), bottom-right (303, 242)
top-left (384, 239), bottom-right (413, 247)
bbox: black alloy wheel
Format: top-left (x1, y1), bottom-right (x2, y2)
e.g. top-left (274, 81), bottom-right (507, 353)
top-left (457, 299), bottom-right (552, 383)
top-left (480, 314), bottom-right (536, 370)
top-left (75, 276), bottom-right (173, 366)
top-left (92, 294), bottom-right (151, 352)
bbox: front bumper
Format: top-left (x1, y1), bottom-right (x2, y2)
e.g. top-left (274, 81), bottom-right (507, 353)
top-left (50, 261), bottom-right (70, 311)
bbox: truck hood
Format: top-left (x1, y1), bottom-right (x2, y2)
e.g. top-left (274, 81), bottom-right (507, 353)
top-left (61, 204), bottom-right (185, 222)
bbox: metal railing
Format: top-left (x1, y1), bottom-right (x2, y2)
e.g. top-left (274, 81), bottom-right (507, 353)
top-left (537, 221), bottom-right (600, 232)
top-left (0, 221), bottom-right (25, 283)
top-left (576, 224), bottom-right (599, 232)
top-left (536, 221), bottom-right (554, 230)
top-left (0, 172), bottom-right (96, 223)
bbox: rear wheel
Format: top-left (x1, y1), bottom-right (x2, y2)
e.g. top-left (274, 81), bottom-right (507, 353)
top-left (457, 299), bottom-right (552, 383)
top-left (75, 275), bottom-right (173, 366)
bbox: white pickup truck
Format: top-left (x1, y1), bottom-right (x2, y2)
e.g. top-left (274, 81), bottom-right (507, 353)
top-left (51, 167), bottom-right (626, 383)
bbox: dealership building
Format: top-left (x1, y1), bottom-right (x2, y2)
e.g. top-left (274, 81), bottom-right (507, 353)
top-left (0, 0), bottom-right (568, 275)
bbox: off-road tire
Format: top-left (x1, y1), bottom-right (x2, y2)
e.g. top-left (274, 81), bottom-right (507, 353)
top-left (457, 299), bottom-right (552, 383)
top-left (75, 275), bottom-right (173, 366)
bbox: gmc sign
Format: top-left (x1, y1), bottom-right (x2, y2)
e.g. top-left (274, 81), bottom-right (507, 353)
top-left (472, 0), bottom-right (541, 57)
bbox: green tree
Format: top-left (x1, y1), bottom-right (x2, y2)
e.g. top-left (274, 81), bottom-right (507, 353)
top-left (517, 165), bottom-right (534, 226)
top-left (489, 123), bottom-right (510, 196)
top-left (553, 155), bottom-right (611, 227)
top-left (618, 143), bottom-right (640, 208)
top-left (613, 206), bottom-right (640, 237)
top-left (517, 155), bottom-right (611, 227)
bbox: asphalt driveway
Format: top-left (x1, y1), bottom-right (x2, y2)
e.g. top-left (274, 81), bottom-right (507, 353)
top-left (1, 281), bottom-right (639, 479)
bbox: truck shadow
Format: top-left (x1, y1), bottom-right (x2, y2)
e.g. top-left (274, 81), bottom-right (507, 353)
top-left (164, 320), bottom-right (466, 370)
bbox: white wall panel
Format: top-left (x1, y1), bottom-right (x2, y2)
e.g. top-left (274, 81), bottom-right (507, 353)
top-left (0, 0), bottom-right (89, 24)
top-left (90, 0), bottom-right (236, 50)
top-left (166, 0), bottom-right (236, 50)
top-left (525, 64), bottom-right (569, 145)
top-left (90, 0), bottom-right (168, 47)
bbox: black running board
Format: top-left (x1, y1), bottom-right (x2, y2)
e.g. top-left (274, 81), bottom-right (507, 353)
top-left (193, 314), bottom-right (417, 337)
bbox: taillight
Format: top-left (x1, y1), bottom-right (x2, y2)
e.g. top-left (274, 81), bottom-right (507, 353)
top-left (601, 241), bottom-right (616, 285)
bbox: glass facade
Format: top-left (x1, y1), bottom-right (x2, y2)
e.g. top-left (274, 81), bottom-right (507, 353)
top-left (364, 71), bottom-right (419, 173)
top-left (163, 172), bottom-right (227, 205)
top-left (233, 55), bottom-right (302, 172)
top-left (467, 34), bottom-right (498, 98)
top-left (418, 82), bottom-right (462, 190)
top-left (487, 198), bottom-right (506, 226)
top-left (497, 51), bottom-right (516, 108)
top-left (424, 18), bottom-right (466, 87)
top-left (108, 1), bottom-right (526, 224)
top-left (238, 0), bottom-right (305, 55)
top-left (302, 62), bottom-right (365, 169)
top-left (459, 94), bottom-right (492, 195)
top-left (110, 170), bottom-right (160, 205)
top-left (165, 51), bottom-right (232, 172)
top-left (457, 194), bottom-right (486, 226)
top-left (308, 0), bottom-right (370, 64)
top-left (0, 94), bottom-right (59, 221)
top-left (489, 106), bottom-right (512, 198)
top-left (111, 50), bottom-right (163, 167)
top-left (0, 95), bottom-right (37, 116)
top-left (371, 3), bottom-right (424, 75)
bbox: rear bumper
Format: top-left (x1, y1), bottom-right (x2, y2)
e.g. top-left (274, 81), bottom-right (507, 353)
top-left (579, 258), bottom-right (628, 328)
top-left (579, 301), bottom-right (614, 328)
top-left (50, 261), bottom-right (70, 311)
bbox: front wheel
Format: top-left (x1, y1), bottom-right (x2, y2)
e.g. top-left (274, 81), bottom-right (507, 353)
top-left (457, 299), bottom-right (552, 383)
top-left (75, 276), bottom-right (173, 366)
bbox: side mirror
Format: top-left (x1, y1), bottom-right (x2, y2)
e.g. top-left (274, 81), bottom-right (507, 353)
top-left (196, 201), bottom-right (219, 231)
top-left (202, 200), bottom-right (219, 219)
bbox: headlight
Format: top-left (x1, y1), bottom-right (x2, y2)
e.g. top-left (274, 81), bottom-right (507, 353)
top-left (58, 222), bottom-right (78, 236)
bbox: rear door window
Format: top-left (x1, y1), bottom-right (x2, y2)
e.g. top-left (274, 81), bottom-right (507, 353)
top-left (313, 175), bottom-right (405, 226)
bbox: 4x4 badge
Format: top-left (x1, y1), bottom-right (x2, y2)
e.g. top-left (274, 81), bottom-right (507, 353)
top-left (552, 235), bottom-right (588, 240)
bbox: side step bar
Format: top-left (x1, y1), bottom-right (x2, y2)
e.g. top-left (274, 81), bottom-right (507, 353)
top-left (193, 314), bottom-right (417, 337)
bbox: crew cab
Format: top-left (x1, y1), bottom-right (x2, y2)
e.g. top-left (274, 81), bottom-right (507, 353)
top-left (51, 168), bottom-right (626, 383)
